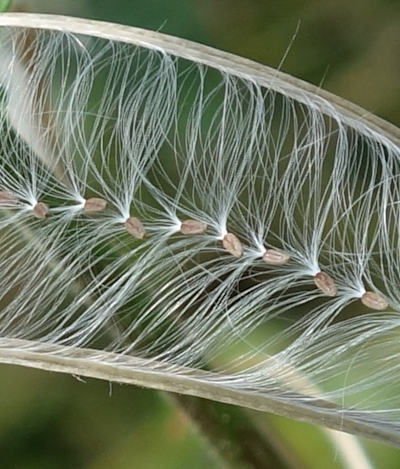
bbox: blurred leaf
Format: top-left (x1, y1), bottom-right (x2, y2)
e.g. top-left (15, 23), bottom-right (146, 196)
top-left (0, 0), bottom-right (11, 12)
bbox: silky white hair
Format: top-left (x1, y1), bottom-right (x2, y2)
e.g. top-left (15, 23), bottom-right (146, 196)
top-left (0, 14), bottom-right (399, 450)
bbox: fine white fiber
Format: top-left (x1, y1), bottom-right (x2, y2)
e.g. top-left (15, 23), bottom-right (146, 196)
top-left (0, 13), bottom-right (399, 448)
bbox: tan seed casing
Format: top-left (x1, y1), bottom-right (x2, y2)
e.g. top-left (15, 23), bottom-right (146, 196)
top-left (262, 249), bottom-right (290, 266)
top-left (84, 197), bottom-right (107, 212)
top-left (0, 191), bottom-right (17, 206)
top-left (222, 233), bottom-right (243, 258)
top-left (32, 202), bottom-right (49, 219)
top-left (125, 216), bottom-right (146, 239)
top-left (361, 291), bottom-right (388, 311)
top-left (314, 271), bottom-right (337, 297)
top-left (180, 219), bottom-right (208, 235)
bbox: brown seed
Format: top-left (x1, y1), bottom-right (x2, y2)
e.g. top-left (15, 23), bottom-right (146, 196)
top-left (125, 216), bottom-right (146, 239)
top-left (361, 291), bottom-right (388, 311)
top-left (180, 219), bottom-right (208, 235)
top-left (314, 271), bottom-right (337, 297)
top-left (0, 190), bottom-right (17, 206)
top-left (222, 233), bottom-right (243, 258)
top-left (262, 249), bottom-right (290, 266)
top-left (32, 202), bottom-right (49, 219)
top-left (83, 197), bottom-right (107, 212)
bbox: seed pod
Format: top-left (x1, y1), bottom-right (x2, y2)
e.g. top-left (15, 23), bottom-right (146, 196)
top-left (314, 271), bottom-right (337, 297)
top-left (0, 191), bottom-right (17, 206)
top-left (84, 197), bottom-right (107, 212)
top-left (180, 219), bottom-right (208, 235)
top-left (262, 249), bottom-right (290, 266)
top-left (32, 202), bottom-right (49, 219)
top-left (222, 233), bottom-right (243, 258)
top-left (361, 291), bottom-right (388, 311)
top-left (125, 216), bottom-right (146, 239)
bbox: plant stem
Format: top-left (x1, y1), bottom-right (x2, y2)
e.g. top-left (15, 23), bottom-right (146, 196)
top-left (168, 393), bottom-right (306, 469)
top-left (0, 338), bottom-right (398, 448)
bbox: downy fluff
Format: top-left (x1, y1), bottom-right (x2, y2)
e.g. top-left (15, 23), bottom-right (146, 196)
top-left (0, 13), bottom-right (399, 447)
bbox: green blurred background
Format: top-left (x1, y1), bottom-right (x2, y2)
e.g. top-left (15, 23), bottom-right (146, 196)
top-left (1, 1), bottom-right (400, 468)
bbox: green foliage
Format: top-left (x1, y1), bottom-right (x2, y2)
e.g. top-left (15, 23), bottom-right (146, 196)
top-left (0, 0), bottom-right (11, 12)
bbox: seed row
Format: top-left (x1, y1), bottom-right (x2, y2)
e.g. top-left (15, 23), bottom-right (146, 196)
top-left (0, 191), bottom-right (389, 311)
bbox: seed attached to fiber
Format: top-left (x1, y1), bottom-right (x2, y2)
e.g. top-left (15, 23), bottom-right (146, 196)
top-left (83, 197), bottom-right (107, 212)
top-left (0, 191), bottom-right (17, 206)
top-left (314, 271), bottom-right (337, 297)
top-left (361, 291), bottom-right (388, 311)
top-left (222, 233), bottom-right (243, 258)
top-left (180, 219), bottom-right (208, 235)
top-left (125, 216), bottom-right (146, 239)
top-left (262, 249), bottom-right (290, 266)
top-left (32, 202), bottom-right (49, 219)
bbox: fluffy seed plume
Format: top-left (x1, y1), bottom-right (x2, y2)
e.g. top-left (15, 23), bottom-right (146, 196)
top-left (0, 14), bottom-right (399, 448)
